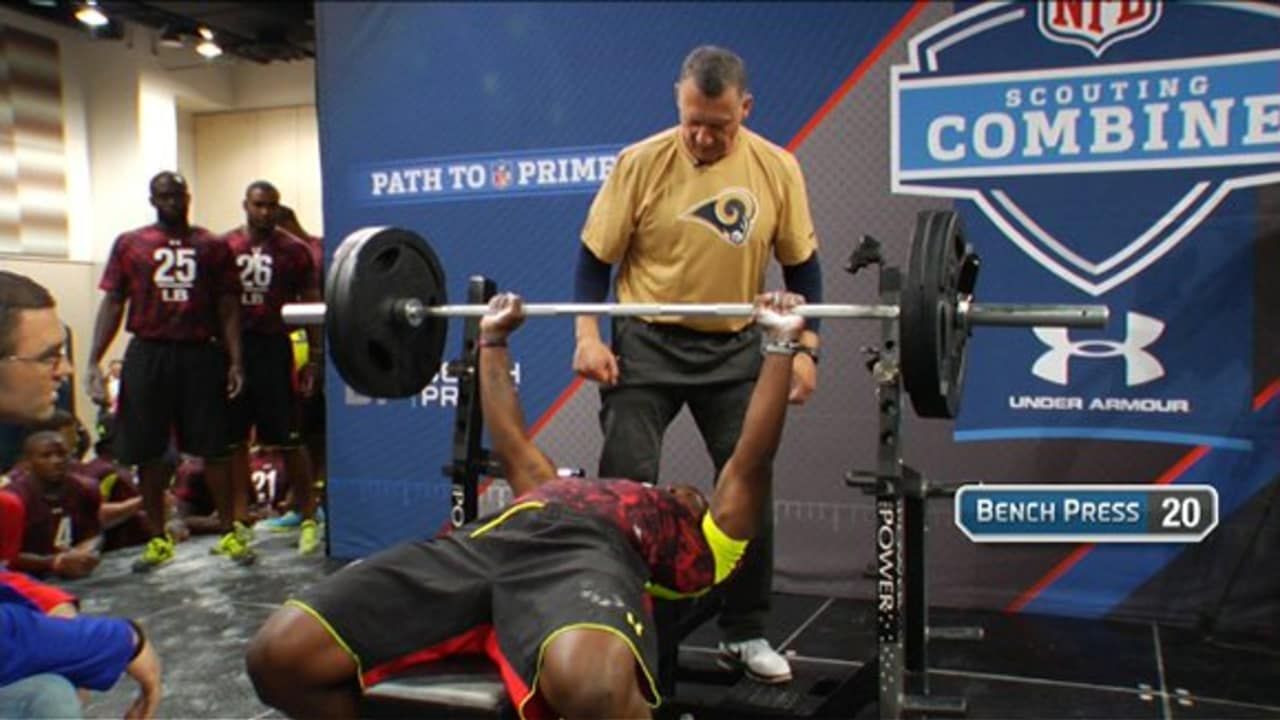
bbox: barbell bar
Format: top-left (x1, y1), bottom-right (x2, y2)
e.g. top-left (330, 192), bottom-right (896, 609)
top-left (285, 211), bottom-right (1109, 418)
top-left (281, 300), bottom-right (1103, 327)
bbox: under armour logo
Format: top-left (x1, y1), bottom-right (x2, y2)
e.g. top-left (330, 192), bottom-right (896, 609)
top-left (1032, 312), bottom-right (1165, 386)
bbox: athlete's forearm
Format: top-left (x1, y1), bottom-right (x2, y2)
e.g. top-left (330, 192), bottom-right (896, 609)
top-left (479, 343), bottom-right (552, 495)
top-left (730, 354), bottom-right (792, 481)
top-left (217, 294), bottom-right (243, 368)
top-left (89, 295), bottom-right (125, 366)
top-left (101, 497), bottom-right (142, 529)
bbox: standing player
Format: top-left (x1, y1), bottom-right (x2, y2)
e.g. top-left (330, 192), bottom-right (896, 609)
top-left (265, 203), bottom-right (327, 530)
top-left (225, 182), bottom-right (323, 554)
top-left (87, 171), bottom-right (249, 571)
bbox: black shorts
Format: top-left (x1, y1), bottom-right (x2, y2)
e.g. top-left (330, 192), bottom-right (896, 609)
top-left (230, 333), bottom-right (298, 447)
top-left (292, 504), bottom-right (661, 719)
top-left (116, 338), bottom-right (230, 464)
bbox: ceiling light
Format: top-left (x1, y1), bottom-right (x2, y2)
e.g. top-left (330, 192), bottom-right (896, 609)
top-left (158, 25), bottom-right (185, 49)
top-left (74, 1), bottom-right (108, 28)
top-left (195, 27), bottom-right (222, 58)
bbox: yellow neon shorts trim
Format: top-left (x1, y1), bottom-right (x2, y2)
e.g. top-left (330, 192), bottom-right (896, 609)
top-left (518, 622), bottom-right (661, 720)
top-left (469, 501), bottom-right (546, 538)
top-left (284, 599), bottom-right (366, 689)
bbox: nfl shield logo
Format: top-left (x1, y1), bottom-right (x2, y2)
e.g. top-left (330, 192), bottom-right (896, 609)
top-left (490, 162), bottom-right (512, 189)
top-left (1038, 0), bottom-right (1162, 57)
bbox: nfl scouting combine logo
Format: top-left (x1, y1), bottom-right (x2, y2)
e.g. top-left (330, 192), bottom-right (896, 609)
top-left (1038, 0), bottom-right (1162, 58)
top-left (891, 1), bottom-right (1280, 447)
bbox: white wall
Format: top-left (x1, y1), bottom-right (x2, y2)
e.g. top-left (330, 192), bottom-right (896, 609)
top-left (192, 106), bottom-right (323, 236)
top-left (0, 7), bottom-right (319, 424)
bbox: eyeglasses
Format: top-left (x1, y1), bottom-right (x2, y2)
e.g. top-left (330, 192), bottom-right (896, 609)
top-left (1, 346), bottom-right (70, 370)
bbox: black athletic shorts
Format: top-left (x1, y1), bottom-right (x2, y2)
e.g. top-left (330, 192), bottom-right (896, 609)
top-left (291, 503), bottom-right (661, 719)
top-left (230, 332), bottom-right (298, 446)
top-left (296, 382), bottom-right (325, 448)
top-left (116, 338), bottom-right (230, 464)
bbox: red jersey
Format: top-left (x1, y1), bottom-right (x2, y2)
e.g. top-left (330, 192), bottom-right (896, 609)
top-left (75, 458), bottom-right (135, 494)
top-left (249, 448), bottom-right (290, 511)
top-left (521, 478), bottom-right (715, 595)
top-left (225, 227), bottom-right (319, 335)
top-left (99, 224), bottom-right (239, 341)
top-left (4, 472), bottom-right (102, 557)
top-left (175, 452), bottom-right (288, 514)
top-left (75, 459), bottom-right (148, 552)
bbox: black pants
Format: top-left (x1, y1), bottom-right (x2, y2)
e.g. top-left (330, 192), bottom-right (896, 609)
top-left (598, 318), bottom-right (772, 641)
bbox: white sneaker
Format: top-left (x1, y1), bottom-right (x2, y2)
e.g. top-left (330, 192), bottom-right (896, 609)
top-left (718, 638), bottom-right (793, 684)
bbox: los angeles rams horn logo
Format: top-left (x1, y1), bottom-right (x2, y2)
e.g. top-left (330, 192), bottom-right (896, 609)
top-left (680, 188), bottom-right (758, 247)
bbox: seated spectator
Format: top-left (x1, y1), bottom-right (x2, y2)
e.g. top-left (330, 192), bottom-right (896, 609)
top-left (15, 410), bottom-right (149, 554)
top-left (3, 432), bottom-right (103, 579)
top-left (248, 446), bottom-right (292, 518)
top-left (0, 490), bottom-right (78, 618)
top-left (169, 454), bottom-right (221, 538)
top-left (82, 433), bottom-right (150, 553)
top-left (172, 450), bottom-right (287, 541)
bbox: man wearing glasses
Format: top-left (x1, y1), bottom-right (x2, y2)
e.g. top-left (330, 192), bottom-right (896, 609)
top-left (0, 272), bottom-right (72, 425)
top-left (0, 270), bottom-right (163, 719)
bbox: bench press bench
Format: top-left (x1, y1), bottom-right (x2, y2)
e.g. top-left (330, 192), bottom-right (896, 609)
top-left (361, 656), bottom-right (516, 719)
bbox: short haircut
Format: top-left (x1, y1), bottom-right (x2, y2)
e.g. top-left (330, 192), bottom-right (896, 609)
top-left (26, 409), bottom-right (85, 460)
top-left (679, 45), bottom-right (749, 97)
top-left (22, 429), bottom-right (64, 456)
top-left (149, 171), bottom-right (188, 194)
top-left (0, 271), bottom-right (55, 357)
top-left (246, 180), bottom-right (280, 198)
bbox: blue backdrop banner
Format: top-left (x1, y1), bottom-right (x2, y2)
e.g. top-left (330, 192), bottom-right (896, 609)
top-left (891, 1), bottom-right (1280, 449)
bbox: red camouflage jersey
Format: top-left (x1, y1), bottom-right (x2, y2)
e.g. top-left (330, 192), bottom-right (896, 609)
top-left (99, 224), bottom-right (239, 341)
top-left (225, 227), bottom-right (320, 335)
top-left (75, 459), bottom-right (148, 552)
top-left (521, 478), bottom-right (715, 595)
top-left (4, 472), bottom-right (102, 558)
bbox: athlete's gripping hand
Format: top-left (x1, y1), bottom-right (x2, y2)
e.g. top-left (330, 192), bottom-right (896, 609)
top-left (479, 292), bottom-right (527, 343)
top-left (753, 291), bottom-right (806, 343)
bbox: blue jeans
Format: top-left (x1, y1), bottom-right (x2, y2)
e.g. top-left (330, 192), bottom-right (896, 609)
top-left (0, 674), bottom-right (83, 719)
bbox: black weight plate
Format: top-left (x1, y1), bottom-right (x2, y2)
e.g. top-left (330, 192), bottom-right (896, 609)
top-left (900, 210), bottom-right (978, 419)
top-left (325, 227), bottom-right (448, 398)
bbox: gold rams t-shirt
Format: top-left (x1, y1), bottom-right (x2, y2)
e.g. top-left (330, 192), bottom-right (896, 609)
top-left (581, 126), bottom-right (818, 333)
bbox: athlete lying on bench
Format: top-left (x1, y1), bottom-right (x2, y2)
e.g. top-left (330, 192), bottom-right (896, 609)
top-left (245, 290), bottom-right (804, 720)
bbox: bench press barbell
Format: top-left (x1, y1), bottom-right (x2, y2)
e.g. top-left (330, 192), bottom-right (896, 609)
top-left (282, 210), bottom-right (1108, 418)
